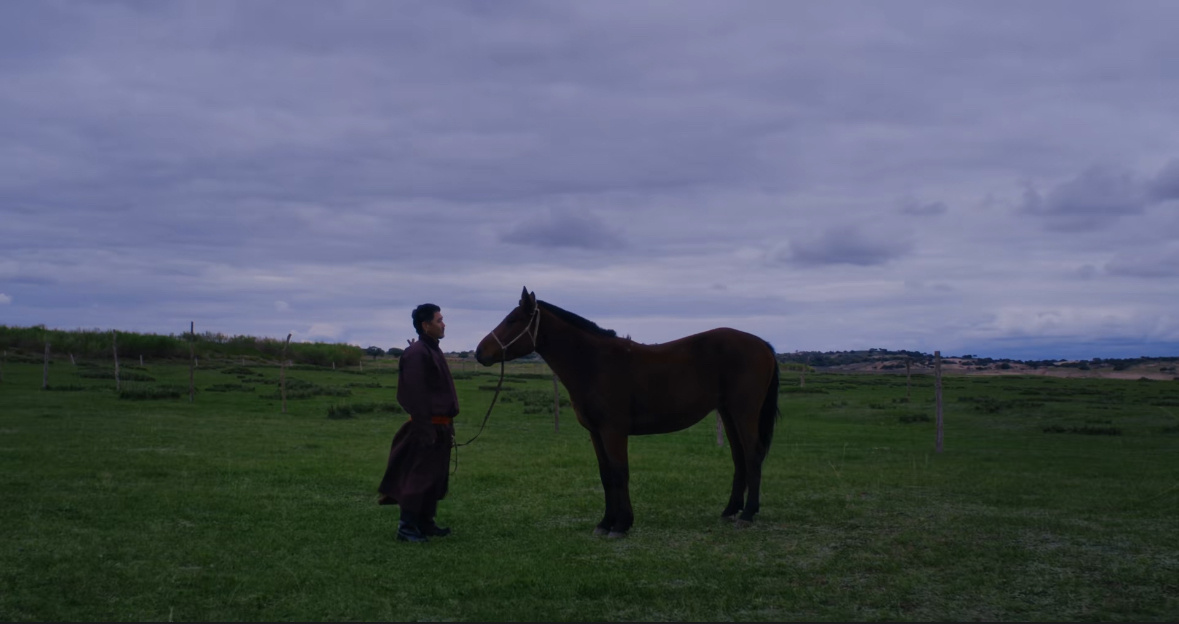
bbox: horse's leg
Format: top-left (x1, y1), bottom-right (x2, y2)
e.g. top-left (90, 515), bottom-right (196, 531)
top-left (723, 401), bottom-right (765, 525)
top-left (590, 428), bottom-right (632, 537)
top-left (718, 410), bottom-right (747, 519)
top-left (737, 448), bottom-right (764, 524)
top-left (588, 430), bottom-right (616, 536)
top-left (737, 369), bottom-right (778, 524)
top-left (603, 429), bottom-right (633, 536)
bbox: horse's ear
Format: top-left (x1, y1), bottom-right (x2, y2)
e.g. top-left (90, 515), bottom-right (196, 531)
top-left (520, 286), bottom-right (537, 310)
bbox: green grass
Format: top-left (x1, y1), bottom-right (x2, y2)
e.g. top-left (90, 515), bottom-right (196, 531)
top-left (1, 360), bottom-right (1177, 621)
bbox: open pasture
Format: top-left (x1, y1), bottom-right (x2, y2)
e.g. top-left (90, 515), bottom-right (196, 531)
top-left (1, 358), bottom-right (1176, 621)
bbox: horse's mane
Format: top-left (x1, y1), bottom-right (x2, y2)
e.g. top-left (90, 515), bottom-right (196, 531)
top-left (538, 300), bottom-right (618, 338)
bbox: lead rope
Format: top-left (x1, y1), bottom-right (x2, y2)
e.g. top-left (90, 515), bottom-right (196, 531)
top-left (449, 357), bottom-right (504, 476)
top-left (450, 307), bottom-right (539, 475)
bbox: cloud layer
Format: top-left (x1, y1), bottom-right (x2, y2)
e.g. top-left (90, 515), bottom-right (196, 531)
top-left (3, 1), bottom-right (1179, 359)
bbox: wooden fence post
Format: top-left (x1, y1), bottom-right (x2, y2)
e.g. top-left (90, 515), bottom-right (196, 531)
top-left (281, 333), bottom-right (292, 414)
top-left (112, 331), bottom-right (120, 392)
top-left (42, 342), bottom-right (50, 389)
top-left (935, 351), bottom-right (944, 453)
top-left (906, 358), bottom-right (912, 402)
top-left (188, 322), bottom-right (196, 403)
top-left (553, 373), bottom-right (560, 432)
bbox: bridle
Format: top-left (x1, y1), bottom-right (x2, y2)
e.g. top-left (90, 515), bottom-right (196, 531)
top-left (451, 305), bottom-right (542, 472)
top-left (488, 304), bottom-right (541, 357)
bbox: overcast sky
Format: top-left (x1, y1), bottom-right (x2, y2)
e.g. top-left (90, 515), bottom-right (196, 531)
top-left (3, 1), bottom-right (1178, 361)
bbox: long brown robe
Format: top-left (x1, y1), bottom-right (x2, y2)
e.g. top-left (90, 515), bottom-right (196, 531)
top-left (377, 335), bottom-right (458, 515)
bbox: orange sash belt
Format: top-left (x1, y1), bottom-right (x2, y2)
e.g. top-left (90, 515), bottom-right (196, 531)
top-left (429, 416), bottom-right (453, 425)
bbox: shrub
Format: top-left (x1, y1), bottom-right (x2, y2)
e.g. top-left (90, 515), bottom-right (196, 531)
top-left (78, 369), bottom-right (156, 382)
top-left (119, 386), bottom-right (184, 400)
top-left (1042, 425), bottom-right (1121, 436)
top-left (267, 377), bottom-right (351, 399)
top-left (206, 383), bottom-right (256, 393)
top-left (327, 402), bottom-right (404, 419)
top-left (779, 386), bottom-right (829, 394)
top-left (43, 384), bottom-right (90, 392)
top-left (512, 389), bottom-right (571, 415)
top-left (959, 396), bottom-right (1044, 414)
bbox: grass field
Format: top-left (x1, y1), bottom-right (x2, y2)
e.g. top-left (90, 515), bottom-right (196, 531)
top-left (1, 357), bottom-right (1177, 621)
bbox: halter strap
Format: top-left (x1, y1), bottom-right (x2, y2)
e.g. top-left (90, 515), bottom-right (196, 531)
top-left (489, 305), bottom-right (540, 355)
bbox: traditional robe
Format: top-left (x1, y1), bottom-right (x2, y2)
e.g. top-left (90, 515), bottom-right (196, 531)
top-left (377, 335), bottom-right (459, 515)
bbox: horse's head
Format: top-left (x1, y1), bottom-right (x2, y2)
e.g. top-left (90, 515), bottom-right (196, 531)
top-left (475, 286), bottom-right (541, 366)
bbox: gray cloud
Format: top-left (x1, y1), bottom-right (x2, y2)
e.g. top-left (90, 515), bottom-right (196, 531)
top-left (1149, 159), bottom-right (1179, 201)
top-left (778, 225), bottom-right (913, 267)
top-left (500, 210), bottom-right (626, 250)
top-left (1021, 166), bottom-right (1148, 231)
top-left (4, 1), bottom-right (1179, 359)
top-left (899, 199), bottom-right (948, 216)
top-left (1105, 247), bottom-right (1179, 278)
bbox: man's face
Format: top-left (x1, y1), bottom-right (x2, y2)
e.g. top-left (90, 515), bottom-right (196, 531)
top-left (422, 311), bottom-right (445, 340)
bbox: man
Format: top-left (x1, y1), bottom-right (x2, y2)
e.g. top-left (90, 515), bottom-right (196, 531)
top-left (377, 303), bottom-right (458, 543)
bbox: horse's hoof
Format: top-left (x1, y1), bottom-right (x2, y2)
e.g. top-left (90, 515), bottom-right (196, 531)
top-left (592, 527), bottom-right (609, 537)
top-left (607, 531), bottom-right (627, 539)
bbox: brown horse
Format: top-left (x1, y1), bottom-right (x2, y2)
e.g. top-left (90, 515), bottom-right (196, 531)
top-left (475, 287), bottom-right (781, 537)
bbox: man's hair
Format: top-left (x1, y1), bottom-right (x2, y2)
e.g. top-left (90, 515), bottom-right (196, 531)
top-left (412, 303), bottom-right (441, 336)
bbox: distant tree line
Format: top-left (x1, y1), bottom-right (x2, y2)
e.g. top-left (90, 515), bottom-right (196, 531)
top-left (0, 325), bottom-right (363, 367)
top-left (775, 348), bottom-right (1178, 370)
top-left (366, 346), bottom-right (487, 360)
top-left (13, 324), bottom-right (1165, 372)
top-left (776, 348), bottom-right (934, 368)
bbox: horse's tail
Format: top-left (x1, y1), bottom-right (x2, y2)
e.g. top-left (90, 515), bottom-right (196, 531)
top-left (758, 340), bottom-right (781, 456)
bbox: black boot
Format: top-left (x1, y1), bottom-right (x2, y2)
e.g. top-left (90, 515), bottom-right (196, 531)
top-left (420, 499), bottom-right (450, 537)
top-left (396, 510), bottom-right (428, 543)
top-left (397, 521), bottom-right (429, 542)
